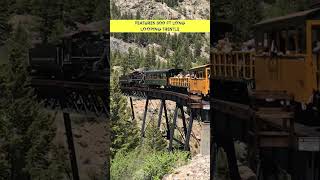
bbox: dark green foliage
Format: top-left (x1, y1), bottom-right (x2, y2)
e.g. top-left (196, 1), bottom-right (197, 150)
top-left (110, 72), bottom-right (140, 157)
top-left (0, 24), bottom-right (65, 180)
top-left (214, 0), bottom-right (312, 42)
top-left (111, 122), bottom-right (189, 180)
top-left (0, 0), bottom-right (10, 44)
top-left (263, 0), bottom-right (312, 19)
top-left (229, 0), bottom-right (262, 42)
top-left (111, 33), bottom-right (209, 71)
top-left (111, 148), bottom-right (189, 180)
top-left (2, 0), bottom-right (107, 43)
top-left (144, 120), bottom-right (167, 152)
top-left (155, 0), bottom-right (181, 8)
top-left (212, 0), bottom-right (262, 41)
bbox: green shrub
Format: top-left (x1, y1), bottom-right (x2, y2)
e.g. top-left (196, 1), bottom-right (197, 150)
top-left (111, 148), bottom-right (189, 180)
top-left (141, 151), bottom-right (189, 180)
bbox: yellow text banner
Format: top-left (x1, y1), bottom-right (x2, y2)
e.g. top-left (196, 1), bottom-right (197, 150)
top-left (110, 20), bottom-right (210, 33)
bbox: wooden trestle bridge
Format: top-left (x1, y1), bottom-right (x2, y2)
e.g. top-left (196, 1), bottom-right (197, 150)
top-left (31, 79), bottom-right (109, 180)
top-left (30, 78), bottom-right (320, 180)
top-left (121, 85), bottom-right (320, 180)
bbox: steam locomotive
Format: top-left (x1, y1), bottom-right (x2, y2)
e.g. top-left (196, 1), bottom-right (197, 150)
top-left (28, 21), bottom-right (109, 82)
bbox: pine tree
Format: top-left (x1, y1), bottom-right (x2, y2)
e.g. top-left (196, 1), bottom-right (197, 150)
top-left (110, 72), bottom-right (140, 157)
top-left (194, 39), bottom-right (202, 58)
top-left (30, 0), bottom-right (64, 43)
top-left (111, 1), bottom-right (121, 19)
top-left (133, 48), bottom-right (141, 69)
top-left (94, 0), bottom-right (108, 20)
top-left (144, 48), bottom-right (152, 70)
top-left (0, 0), bottom-right (10, 43)
top-left (136, 11), bottom-right (141, 20)
top-left (151, 47), bottom-right (157, 68)
top-left (126, 47), bottom-right (134, 72)
top-left (263, 0), bottom-right (312, 19)
top-left (144, 119), bottom-right (167, 152)
top-left (0, 24), bottom-right (64, 180)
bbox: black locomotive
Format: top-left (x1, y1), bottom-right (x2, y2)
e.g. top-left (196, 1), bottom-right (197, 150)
top-left (28, 21), bottom-right (109, 82)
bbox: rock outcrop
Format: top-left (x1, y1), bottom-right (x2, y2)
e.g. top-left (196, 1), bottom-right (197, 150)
top-left (113, 0), bottom-right (209, 20)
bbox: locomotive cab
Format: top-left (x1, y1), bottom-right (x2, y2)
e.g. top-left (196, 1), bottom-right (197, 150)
top-left (28, 20), bottom-right (109, 82)
top-left (28, 44), bottom-right (63, 79)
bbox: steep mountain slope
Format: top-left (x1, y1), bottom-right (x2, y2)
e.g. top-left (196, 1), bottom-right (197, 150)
top-left (112, 0), bottom-right (210, 20)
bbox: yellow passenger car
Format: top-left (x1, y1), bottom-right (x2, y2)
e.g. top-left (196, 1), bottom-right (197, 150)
top-left (189, 64), bottom-right (211, 95)
top-left (254, 8), bottom-right (320, 105)
top-left (169, 64), bottom-right (211, 96)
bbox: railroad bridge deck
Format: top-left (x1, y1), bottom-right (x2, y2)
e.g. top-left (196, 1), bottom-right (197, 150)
top-left (31, 79), bottom-right (109, 117)
top-left (30, 78), bottom-right (109, 180)
top-left (121, 86), bottom-right (206, 108)
top-left (120, 86), bottom-right (210, 151)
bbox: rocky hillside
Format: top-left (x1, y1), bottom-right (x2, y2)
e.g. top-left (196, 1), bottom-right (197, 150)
top-left (112, 0), bottom-right (210, 20)
top-left (110, 0), bottom-right (210, 72)
top-left (163, 155), bottom-right (210, 180)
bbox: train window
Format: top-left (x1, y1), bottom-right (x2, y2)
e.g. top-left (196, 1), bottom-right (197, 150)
top-left (199, 71), bottom-right (204, 79)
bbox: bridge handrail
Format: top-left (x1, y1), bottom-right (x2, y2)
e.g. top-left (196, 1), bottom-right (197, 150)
top-left (169, 77), bottom-right (190, 87)
top-left (211, 51), bottom-right (255, 79)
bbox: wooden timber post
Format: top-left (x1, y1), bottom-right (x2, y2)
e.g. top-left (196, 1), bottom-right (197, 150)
top-left (63, 112), bottom-right (80, 180)
top-left (130, 97), bottom-right (135, 121)
top-left (169, 105), bottom-right (179, 151)
top-left (59, 94), bottom-right (80, 180)
top-left (179, 105), bottom-right (188, 137)
top-left (184, 109), bottom-right (194, 151)
top-left (141, 97), bottom-right (149, 139)
top-left (163, 100), bottom-right (170, 139)
top-left (157, 100), bottom-right (164, 128)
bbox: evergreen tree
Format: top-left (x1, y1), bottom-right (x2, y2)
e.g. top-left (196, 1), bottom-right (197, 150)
top-left (213, 0), bottom-right (262, 42)
top-left (144, 48), bottom-right (152, 70)
top-left (111, 1), bottom-right (121, 19)
top-left (94, 0), bottom-right (108, 20)
top-left (194, 39), bottom-right (202, 58)
top-left (151, 47), bottom-right (157, 68)
top-left (133, 48), bottom-right (141, 69)
top-left (30, 0), bottom-right (64, 43)
top-left (263, 0), bottom-right (312, 19)
top-left (136, 11), bottom-right (141, 20)
top-left (0, 24), bottom-right (64, 180)
top-left (230, 0), bottom-right (262, 41)
top-left (110, 72), bottom-right (140, 157)
top-left (144, 119), bottom-right (167, 152)
top-left (0, 0), bottom-right (10, 43)
top-left (125, 47), bottom-right (134, 72)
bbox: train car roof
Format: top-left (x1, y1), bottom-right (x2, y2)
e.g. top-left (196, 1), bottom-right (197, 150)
top-left (190, 64), bottom-right (211, 71)
top-left (144, 69), bottom-right (183, 74)
top-left (254, 8), bottom-right (320, 31)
